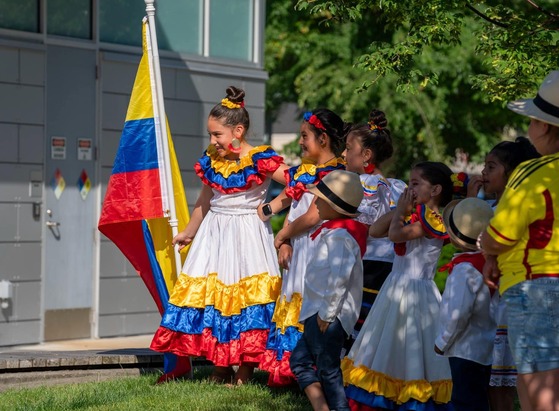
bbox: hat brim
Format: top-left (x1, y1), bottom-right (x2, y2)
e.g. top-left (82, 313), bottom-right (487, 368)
top-left (307, 183), bottom-right (360, 217)
top-left (442, 200), bottom-right (477, 251)
top-left (508, 99), bottom-right (559, 128)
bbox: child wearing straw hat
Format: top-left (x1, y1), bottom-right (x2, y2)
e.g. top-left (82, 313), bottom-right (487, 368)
top-left (289, 170), bottom-right (367, 411)
top-left (436, 197), bottom-right (498, 411)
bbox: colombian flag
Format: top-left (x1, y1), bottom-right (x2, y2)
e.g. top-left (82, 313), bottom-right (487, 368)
top-left (98, 19), bottom-right (191, 381)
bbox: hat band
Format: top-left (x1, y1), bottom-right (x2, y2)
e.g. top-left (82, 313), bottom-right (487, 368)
top-left (316, 180), bottom-right (359, 215)
top-left (534, 93), bottom-right (559, 118)
top-left (448, 209), bottom-right (476, 245)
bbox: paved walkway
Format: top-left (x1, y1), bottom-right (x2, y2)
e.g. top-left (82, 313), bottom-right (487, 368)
top-left (0, 335), bottom-right (164, 392)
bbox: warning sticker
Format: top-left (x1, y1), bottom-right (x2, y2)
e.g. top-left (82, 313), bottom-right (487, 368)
top-left (77, 138), bottom-right (93, 161)
top-left (51, 168), bottom-right (66, 199)
top-left (77, 169), bottom-right (91, 200)
top-left (51, 137), bottom-right (66, 160)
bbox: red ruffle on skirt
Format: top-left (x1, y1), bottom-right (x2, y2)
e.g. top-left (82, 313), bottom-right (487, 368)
top-left (259, 349), bottom-right (296, 387)
top-left (151, 327), bottom-right (268, 367)
top-left (349, 399), bottom-right (383, 411)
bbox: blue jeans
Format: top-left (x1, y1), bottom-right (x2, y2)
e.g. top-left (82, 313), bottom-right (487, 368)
top-left (449, 357), bottom-right (491, 411)
top-left (289, 313), bottom-right (349, 411)
top-left (504, 278), bottom-right (559, 374)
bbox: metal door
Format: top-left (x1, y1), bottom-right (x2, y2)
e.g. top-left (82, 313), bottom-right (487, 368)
top-left (43, 45), bottom-right (97, 341)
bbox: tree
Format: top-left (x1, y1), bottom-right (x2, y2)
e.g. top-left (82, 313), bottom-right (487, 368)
top-left (296, 0), bottom-right (559, 101)
top-left (265, 0), bottom-right (558, 177)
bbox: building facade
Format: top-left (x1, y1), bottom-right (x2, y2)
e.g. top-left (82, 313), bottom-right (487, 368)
top-left (0, 0), bottom-right (267, 346)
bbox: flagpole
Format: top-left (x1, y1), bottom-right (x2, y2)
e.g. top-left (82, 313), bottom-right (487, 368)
top-left (144, 0), bottom-right (182, 279)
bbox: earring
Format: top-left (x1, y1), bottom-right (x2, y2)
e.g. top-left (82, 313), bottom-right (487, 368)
top-left (364, 162), bottom-right (375, 174)
top-left (228, 137), bottom-right (242, 154)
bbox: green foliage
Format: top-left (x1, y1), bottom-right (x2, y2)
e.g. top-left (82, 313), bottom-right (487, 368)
top-left (265, 0), bottom-right (557, 177)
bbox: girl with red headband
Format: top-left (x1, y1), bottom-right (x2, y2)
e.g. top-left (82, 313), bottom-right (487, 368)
top-left (258, 108), bottom-right (347, 386)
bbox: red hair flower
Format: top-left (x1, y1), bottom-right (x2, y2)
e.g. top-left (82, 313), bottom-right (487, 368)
top-left (303, 111), bottom-right (326, 131)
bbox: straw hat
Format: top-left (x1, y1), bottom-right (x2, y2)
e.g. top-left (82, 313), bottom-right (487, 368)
top-left (307, 170), bottom-right (363, 217)
top-left (508, 70), bottom-right (559, 127)
top-left (443, 198), bottom-right (494, 251)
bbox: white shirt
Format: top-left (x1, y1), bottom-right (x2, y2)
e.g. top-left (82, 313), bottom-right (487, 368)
top-left (298, 227), bottom-right (363, 336)
top-left (436, 255), bottom-right (498, 365)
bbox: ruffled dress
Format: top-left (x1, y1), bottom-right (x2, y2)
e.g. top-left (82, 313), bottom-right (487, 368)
top-left (343, 174), bottom-right (393, 356)
top-left (343, 205), bottom-right (453, 411)
top-left (150, 145), bottom-right (284, 367)
top-left (260, 157), bottom-right (346, 386)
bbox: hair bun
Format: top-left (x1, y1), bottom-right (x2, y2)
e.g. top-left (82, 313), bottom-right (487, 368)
top-left (226, 86), bottom-right (245, 104)
top-left (368, 109), bottom-right (388, 129)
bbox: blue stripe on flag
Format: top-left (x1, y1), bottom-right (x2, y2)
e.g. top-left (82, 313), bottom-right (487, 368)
top-left (113, 118), bottom-right (158, 173)
top-left (142, 220), bottom-right (170, 310)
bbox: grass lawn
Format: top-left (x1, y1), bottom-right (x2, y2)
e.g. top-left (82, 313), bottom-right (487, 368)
top-left (0, 367), bottom-right (312, 411)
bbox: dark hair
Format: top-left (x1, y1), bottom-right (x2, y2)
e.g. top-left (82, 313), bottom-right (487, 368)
top-left (413, 161), bottom-right (454, 207)
top-left (347, 108), bottom-right (394, 165)
top-left (209, 86), bottom-right (250, 136)
top-left (489, 136), bottom-right (540, 177)
top-left (305, 108), bottom-right (346, 157)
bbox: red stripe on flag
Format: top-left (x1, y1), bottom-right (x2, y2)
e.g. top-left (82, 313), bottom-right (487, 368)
top-left (99, 220), bottom-right (164, 313)
top-left (99, 169), bottom-right (163, 225)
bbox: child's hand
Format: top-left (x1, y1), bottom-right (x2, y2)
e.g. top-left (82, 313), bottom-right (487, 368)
top-left (317, 315), bottom-right (330, 333)
top-left (274, 228), bottom-right (288, 249)
top-left (172, 230), bottom-right (194, 251)
top-left (278, 242), bottom-right (292, 270)
top-left (467, 175), bottom-right (483, 198)
top-left (396, 188), bottom-right (414, 216)
top-left (434, 345), bottom-right (444, 355)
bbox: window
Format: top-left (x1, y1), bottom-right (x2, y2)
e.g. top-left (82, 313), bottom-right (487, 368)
top-left (209, 0), bottom-right (253, 61)
top-left (47, 0), bottom-right (92, 39)
top-left (157, 0), bottom-right (202, 54)
top-left (0, 0), bottom-right (39, 32)
top-left (100, 0), bottom-right (256, 62)
top-left (99, 0), bottom-right (145, 47)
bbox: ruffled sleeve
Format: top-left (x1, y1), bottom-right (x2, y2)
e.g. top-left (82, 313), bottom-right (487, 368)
top-left (194, 145), bottom-right (284, 194)
top-left (285, 157), bottom-right (346, 201)
top-left (356, 174), bottom-right (391, 226)
top-left (414, 204), bottom-right (448, 239)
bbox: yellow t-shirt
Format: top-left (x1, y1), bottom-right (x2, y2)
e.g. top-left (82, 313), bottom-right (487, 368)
top-left (486, 153), bottom-right (559, 294)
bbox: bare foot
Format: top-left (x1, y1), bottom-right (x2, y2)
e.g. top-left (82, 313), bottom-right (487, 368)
top-left (208, 366), bottom-right (234, 384)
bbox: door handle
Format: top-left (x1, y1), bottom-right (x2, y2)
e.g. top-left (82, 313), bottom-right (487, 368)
top-left (46, 221), bottom-right (61, 227)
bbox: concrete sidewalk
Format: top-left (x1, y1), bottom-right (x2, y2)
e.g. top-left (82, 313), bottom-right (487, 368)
top-left (0, 335), bottom-right (164, 392)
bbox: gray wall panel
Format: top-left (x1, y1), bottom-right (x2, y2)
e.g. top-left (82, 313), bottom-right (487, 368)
top-left (0, 243), bottom-right (41, 282)
top-left (19, 125), bottom-right (44, 164)
top-left (101, 60), bottom-right (137, 94)
top-left (20, 50), bottom-right (45, 86)
top-left (99, 130), bottom-right (121, 167)
top-left (0, 203), bottom-right (42, 242)
top-left (101, 93), bottom-right (129, 131)
top-left (0, 84), bottom-right (44, 125)
top-left (175, 70), bottom-right (198, 101)
top-left (165, 99), bottom-right (202, 136)
top-left (0, 320), bottom-right (40, 346)
top-left (161, 66), bottom-right (177, 99)
top-left (0, 123), bottom-right (18, 162)
top-left (98, 277), bottom-right (157, 315)
top-left (99, 241), bottom-right (136, 279)
top-left (0, 282), bottom-right (40, 323)
top-left (0, 47), bottom-right (18, 83)
top-left (173, 135), bottom-right (205, 170)
top-left (0, 164), bottom-right (43, 201)
top-left (98, 312), bottom-right (160, 338)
